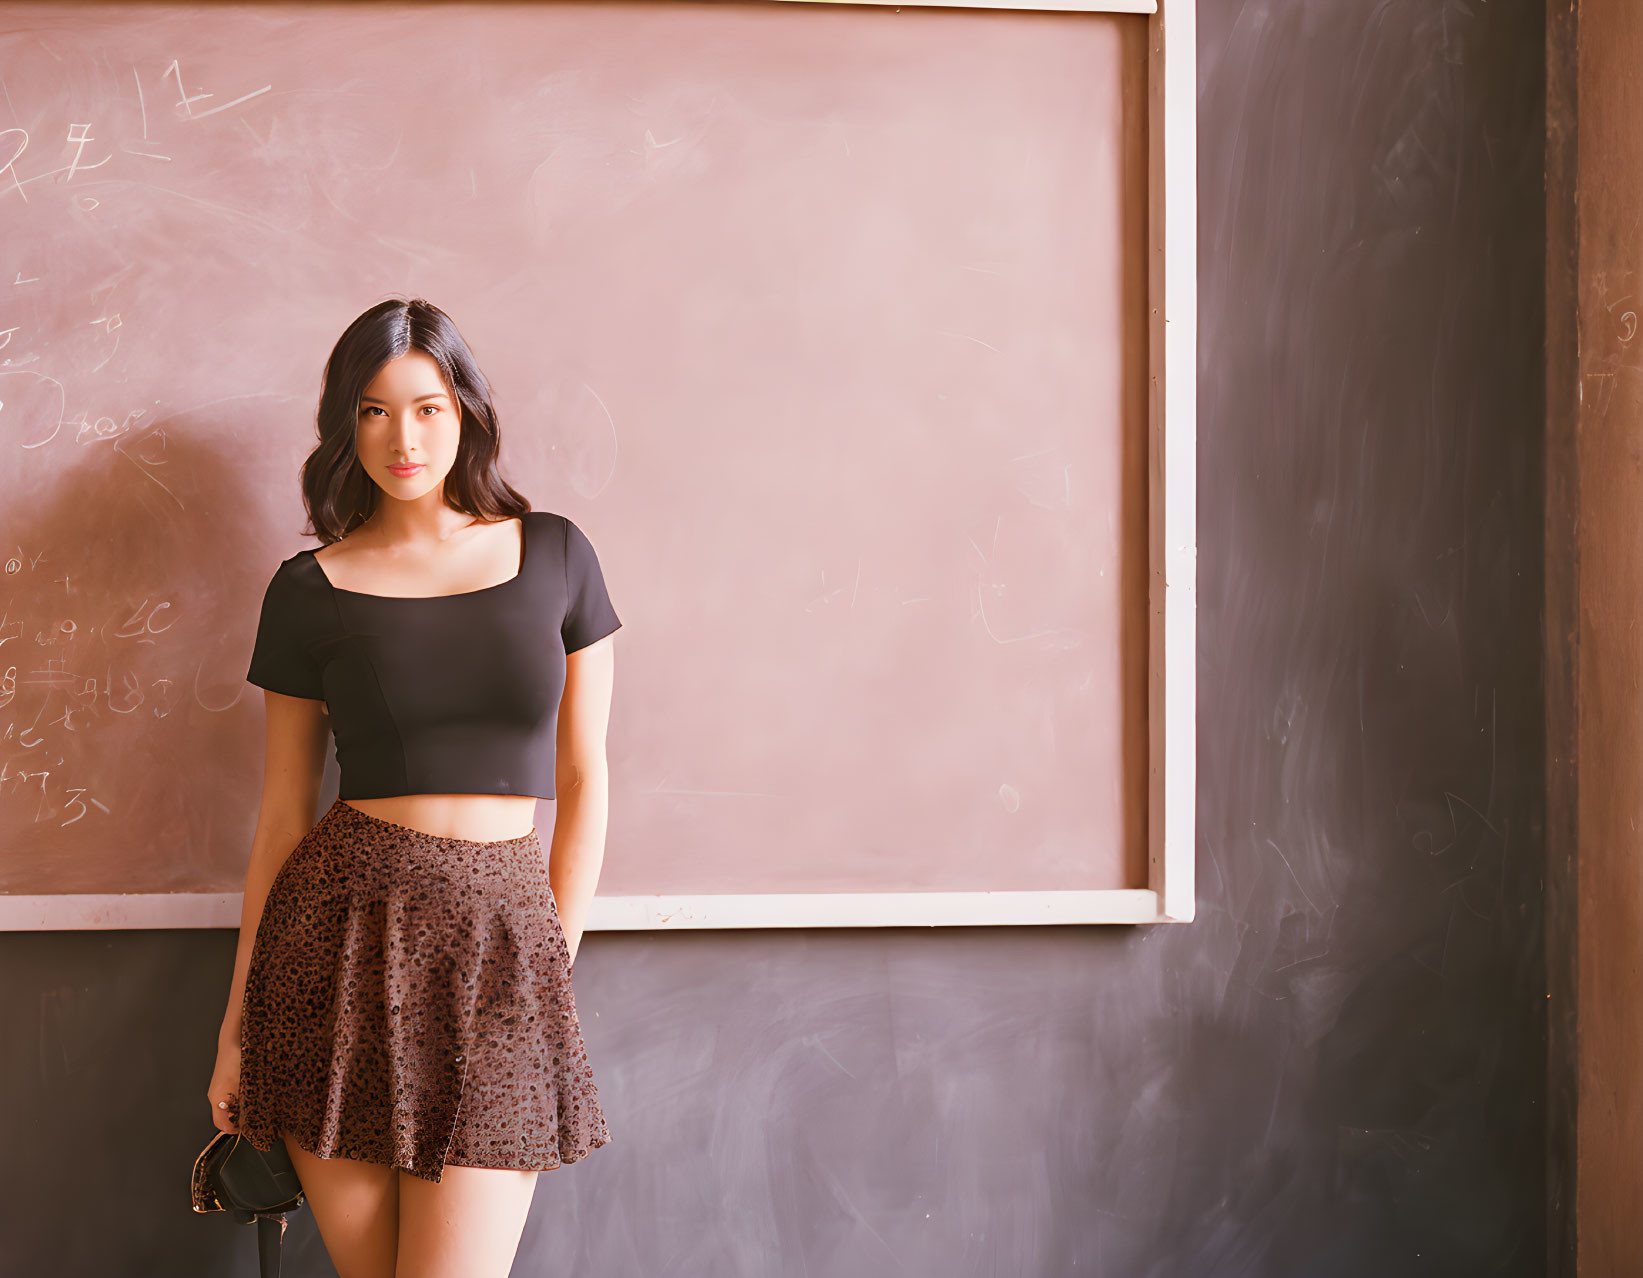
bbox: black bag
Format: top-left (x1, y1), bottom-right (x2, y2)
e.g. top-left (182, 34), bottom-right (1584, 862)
top-left (190, 1130), bottom-right (307, 1278)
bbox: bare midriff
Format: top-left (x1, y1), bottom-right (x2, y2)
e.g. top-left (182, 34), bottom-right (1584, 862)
top-left (340, 793), bottom-right (543, 844)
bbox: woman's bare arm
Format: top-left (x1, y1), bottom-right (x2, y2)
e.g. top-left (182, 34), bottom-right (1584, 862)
top-left (550, 633), bottom-right (616, 966)
top-left (218, 690), bottom-right (331, 1047)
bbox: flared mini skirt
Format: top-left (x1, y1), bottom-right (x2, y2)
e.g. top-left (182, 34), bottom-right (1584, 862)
top-left (236, 797), bottom-right (611, 1183)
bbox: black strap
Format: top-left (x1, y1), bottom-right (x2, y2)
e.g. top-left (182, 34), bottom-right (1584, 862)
top-left (254, 1212), bottom-right (288, 1278)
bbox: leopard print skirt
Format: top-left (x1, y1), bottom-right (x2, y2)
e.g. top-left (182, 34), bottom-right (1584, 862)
top-left (235, 797), bottom-right (611, 1183)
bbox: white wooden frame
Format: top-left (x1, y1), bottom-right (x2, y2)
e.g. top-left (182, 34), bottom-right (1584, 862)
top-left (4, 0), bottom-right (1194, 930)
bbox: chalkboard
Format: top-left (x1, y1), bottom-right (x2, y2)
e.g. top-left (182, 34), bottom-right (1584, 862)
top-left (0, 0), bottom-right (1195, 930)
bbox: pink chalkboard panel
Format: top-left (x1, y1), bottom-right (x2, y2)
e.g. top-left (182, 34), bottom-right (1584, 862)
top-left (0, 2), bottom-right (1147, 898)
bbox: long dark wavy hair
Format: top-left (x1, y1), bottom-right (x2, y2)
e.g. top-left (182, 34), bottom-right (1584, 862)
top-left (301, 297), bottom-right (530, 544)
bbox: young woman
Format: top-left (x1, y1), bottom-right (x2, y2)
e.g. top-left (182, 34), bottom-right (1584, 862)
top-left (206, 297), bottom-right (620, 1278)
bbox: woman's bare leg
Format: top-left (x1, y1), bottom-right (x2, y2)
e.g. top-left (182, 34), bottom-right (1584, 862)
top-left (395, 1164), bottom-right (539, 1278)
top-left (278, 1129), bottom-right (399, 1278)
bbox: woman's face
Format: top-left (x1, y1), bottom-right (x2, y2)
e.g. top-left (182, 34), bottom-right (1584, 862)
top-left (355, 351), bottom-right (463, 501)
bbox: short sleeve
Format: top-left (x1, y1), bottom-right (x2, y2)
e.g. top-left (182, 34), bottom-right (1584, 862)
top-left (562, 516), bottom-right (622, 654)
top-left (246, 558), bottom-right (326, 700)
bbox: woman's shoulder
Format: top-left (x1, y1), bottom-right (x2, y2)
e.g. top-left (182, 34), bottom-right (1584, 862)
top-left (526, 508), bottom-right (580, 547)
top-left (262, 543), bottom-right (329, 601)
top-left (530, 508), bottom-right (606, 538)
top-left (309, 524), bottom-right (371, 571)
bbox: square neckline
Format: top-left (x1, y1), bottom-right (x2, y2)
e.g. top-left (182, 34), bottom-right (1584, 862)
top-left (305, 513), bottom-right (530, 600)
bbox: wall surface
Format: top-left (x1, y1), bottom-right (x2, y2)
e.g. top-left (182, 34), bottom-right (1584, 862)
top-left (0, 1), bottom-right (1549, 1274)
top-left (1547, 0), bottom-right (1643, 1273)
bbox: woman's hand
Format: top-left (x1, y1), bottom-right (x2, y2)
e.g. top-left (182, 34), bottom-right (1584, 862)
top-left (207, 1038), bottom-right (243, 1134)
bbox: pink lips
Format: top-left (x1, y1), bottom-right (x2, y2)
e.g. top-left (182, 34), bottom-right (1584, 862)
top-left (387, 463), bottom-right (424, 477)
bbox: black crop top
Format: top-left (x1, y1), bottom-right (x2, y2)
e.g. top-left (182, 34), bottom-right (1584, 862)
top-left (245, 510), bottom-right (621, 800)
